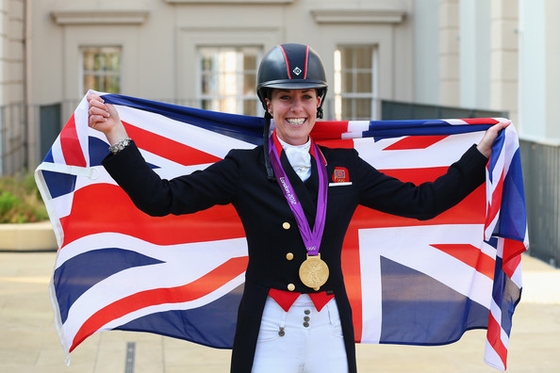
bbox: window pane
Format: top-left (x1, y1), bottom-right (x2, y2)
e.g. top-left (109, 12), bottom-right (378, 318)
top-left (341, 98), bottom-right (353, 119)
top-left (342, 72), bottom-right (354, 92)
top-left (355, 98), bottom-right (372, 119)
top-left (243, 99), bottom-right (258, 116)
top-left (342, 49), bottom-right (354, 69)
top-left (355, 47), bottom-right (373, 69)
top-left (82, 47), bottom-right (122, 95)
top-left (356, 72), bottom-right (372, 93)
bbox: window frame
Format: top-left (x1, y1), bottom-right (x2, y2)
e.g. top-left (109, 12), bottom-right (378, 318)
top-left (196, 45), bottom-right (262, 116)
top-left (334, 45), bottom-right (379, 120)
top-left (80, 46), bottom-right (123, 95)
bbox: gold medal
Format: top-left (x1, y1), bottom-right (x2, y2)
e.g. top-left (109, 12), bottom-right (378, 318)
top-left (299, 254), bottom-right (330, 291)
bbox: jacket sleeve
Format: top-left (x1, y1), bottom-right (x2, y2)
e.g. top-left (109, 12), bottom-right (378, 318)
top-left (102, 141), bottom-right (239, 216)
top-left (356, 144), bottom-right (488, 220)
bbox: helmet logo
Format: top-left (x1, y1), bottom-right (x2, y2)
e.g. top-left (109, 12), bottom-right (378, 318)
top-left (293, 67), bottom-right (303, 76)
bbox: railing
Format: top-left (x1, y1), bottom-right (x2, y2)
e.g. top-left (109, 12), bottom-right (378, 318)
top-left (519, 140), bottom-right (560, 267)
top-left (0, 104), bottom-right (28, 175)
top-left (380, 100), bottom-right (509, 120)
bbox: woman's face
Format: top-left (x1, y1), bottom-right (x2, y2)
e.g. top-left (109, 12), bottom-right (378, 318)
top-left (266, 89), bottom-right (321, 145)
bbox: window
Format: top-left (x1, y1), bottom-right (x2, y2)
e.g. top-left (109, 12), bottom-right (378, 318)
top-left (82, 47), bottom-right (122, 95)
top-left (198, 46), bottom-right (260, 116)
top-left (334, 45), bottom-right (378, 120)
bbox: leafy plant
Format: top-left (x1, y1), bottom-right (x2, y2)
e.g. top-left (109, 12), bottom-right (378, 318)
top-left (0, 172), bottom-right (48, 223)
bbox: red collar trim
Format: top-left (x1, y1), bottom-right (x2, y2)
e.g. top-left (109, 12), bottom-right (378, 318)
top-left (268, 288), bottom-right (334, 312)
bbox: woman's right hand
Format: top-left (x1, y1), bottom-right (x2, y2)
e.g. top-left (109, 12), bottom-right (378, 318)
top-left (87, 93), bottom-right (130, 145)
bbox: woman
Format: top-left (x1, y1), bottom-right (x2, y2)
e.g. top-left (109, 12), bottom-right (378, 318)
top-left (88, 43), bottom-right (508, 373)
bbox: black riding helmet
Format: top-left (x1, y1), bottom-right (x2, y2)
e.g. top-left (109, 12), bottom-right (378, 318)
top-left (257, 43), bottom-right (328, 119)
top-left (257, 43), bottom-right (328, 180)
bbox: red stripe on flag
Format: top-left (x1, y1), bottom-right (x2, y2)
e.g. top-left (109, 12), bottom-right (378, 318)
top-left (341, 222), bottom-right (363, 342)
top-left (60, 184), bottom-right (245, 248)
top-left (311, 121), bottom-right (350, 140)
top-left (69, 255), bottom-right (249, 352)
top-left (383, 135), bottom-right (448, 150)
top-left (502, 240), bottom-right (524, 278)
top-left (462, 118), bottom-right (500, 125)
top-left (316, 139), bottom-right (355, 149)
top-left (59, 114), bottom-right (87, 167)
top-left (430, 244), bottom-right (495, 279)
top-left (123, 120), bottom-right (222, 166)
top-left (487, 312), bottom-right (508, 369)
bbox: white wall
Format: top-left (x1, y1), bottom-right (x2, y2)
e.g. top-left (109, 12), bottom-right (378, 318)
top-left (413, 0), bottom-right (441, 104)
top-left (0, 0), bottom-right (25, 106)
top-left (459, 0), bottom-right (491, 109)
top-left (518, 0), bottom-right (547, 141)
top-left (544, 0), bottom-right (560, 141)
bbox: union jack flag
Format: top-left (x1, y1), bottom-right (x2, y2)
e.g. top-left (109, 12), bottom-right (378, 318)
top-left (35, 92), bottom-right (528, 370)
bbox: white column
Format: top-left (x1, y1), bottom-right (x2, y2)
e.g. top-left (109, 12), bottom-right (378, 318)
top-left (490, 0), bottom-right (519, 124)
top-left (518, 0), bottom-right (546, 140)
top-left (439, 0), bottom-right (460, 106)
top-left (544, 0), bottom-right (560, 141)
top-left (413, 0), bottom-right (441, 104)
top-left (459, 0), bottom-right (491, 109)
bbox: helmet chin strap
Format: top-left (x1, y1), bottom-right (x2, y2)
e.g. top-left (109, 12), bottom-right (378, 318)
top-left (263, 112), bottom-right (276, 181)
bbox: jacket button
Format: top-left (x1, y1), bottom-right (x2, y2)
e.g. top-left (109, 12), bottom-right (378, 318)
top-left (286, 252), bottom-right (294, 261)
top-left (282, 222), bottom-right (291, 230)
top-left (287, 283), bottom-right (295, 291)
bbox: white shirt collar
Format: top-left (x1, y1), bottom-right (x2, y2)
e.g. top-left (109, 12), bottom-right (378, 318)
top-left (276, 137), bottom-right (312, 181)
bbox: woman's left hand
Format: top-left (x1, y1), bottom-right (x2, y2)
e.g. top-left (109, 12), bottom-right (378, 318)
top-left (476, 120), bottom-right (511, 158)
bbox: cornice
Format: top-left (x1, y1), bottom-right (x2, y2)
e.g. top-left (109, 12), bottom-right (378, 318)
top-left (51, 10), bottom-right (150, 25)
top-left (310, 9), bottom-right (406, 24)
top-left (165, 0), bottom-right (293, 3)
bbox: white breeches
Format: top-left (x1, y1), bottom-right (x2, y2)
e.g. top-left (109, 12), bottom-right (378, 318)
top-left (251, 295), bottom-right (349, 373)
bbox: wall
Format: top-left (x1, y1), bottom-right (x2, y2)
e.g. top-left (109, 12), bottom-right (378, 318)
top-left (0, 0), bottom-right (26, 175)
top-left (29, 0), bottom-right (416, 107)
top-left (413, 0), bottom-right (440, 105)
top-left (0, 0), bottom-right (25, 106)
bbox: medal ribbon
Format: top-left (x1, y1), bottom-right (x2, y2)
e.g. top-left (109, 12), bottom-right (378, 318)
top-left (268, 133), bottom-right (328, 256)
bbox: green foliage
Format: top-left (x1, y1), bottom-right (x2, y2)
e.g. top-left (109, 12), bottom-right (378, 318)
top-left (0, 173), bottom-right (48, 223)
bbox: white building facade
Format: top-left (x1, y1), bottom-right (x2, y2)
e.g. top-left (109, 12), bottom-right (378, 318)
top-left (5, 0), bottom-right (552, 172)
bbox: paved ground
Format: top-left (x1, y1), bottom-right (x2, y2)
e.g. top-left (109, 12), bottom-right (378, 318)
top-left (0, 251), bottom-right (559, 373)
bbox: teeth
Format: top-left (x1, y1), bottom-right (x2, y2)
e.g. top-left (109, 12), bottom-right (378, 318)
top-left (287, 118), bottom-right (305, 125)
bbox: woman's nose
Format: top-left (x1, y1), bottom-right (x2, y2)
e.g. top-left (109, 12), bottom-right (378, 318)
top-left (290, 98), bottom-right (303, 112)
